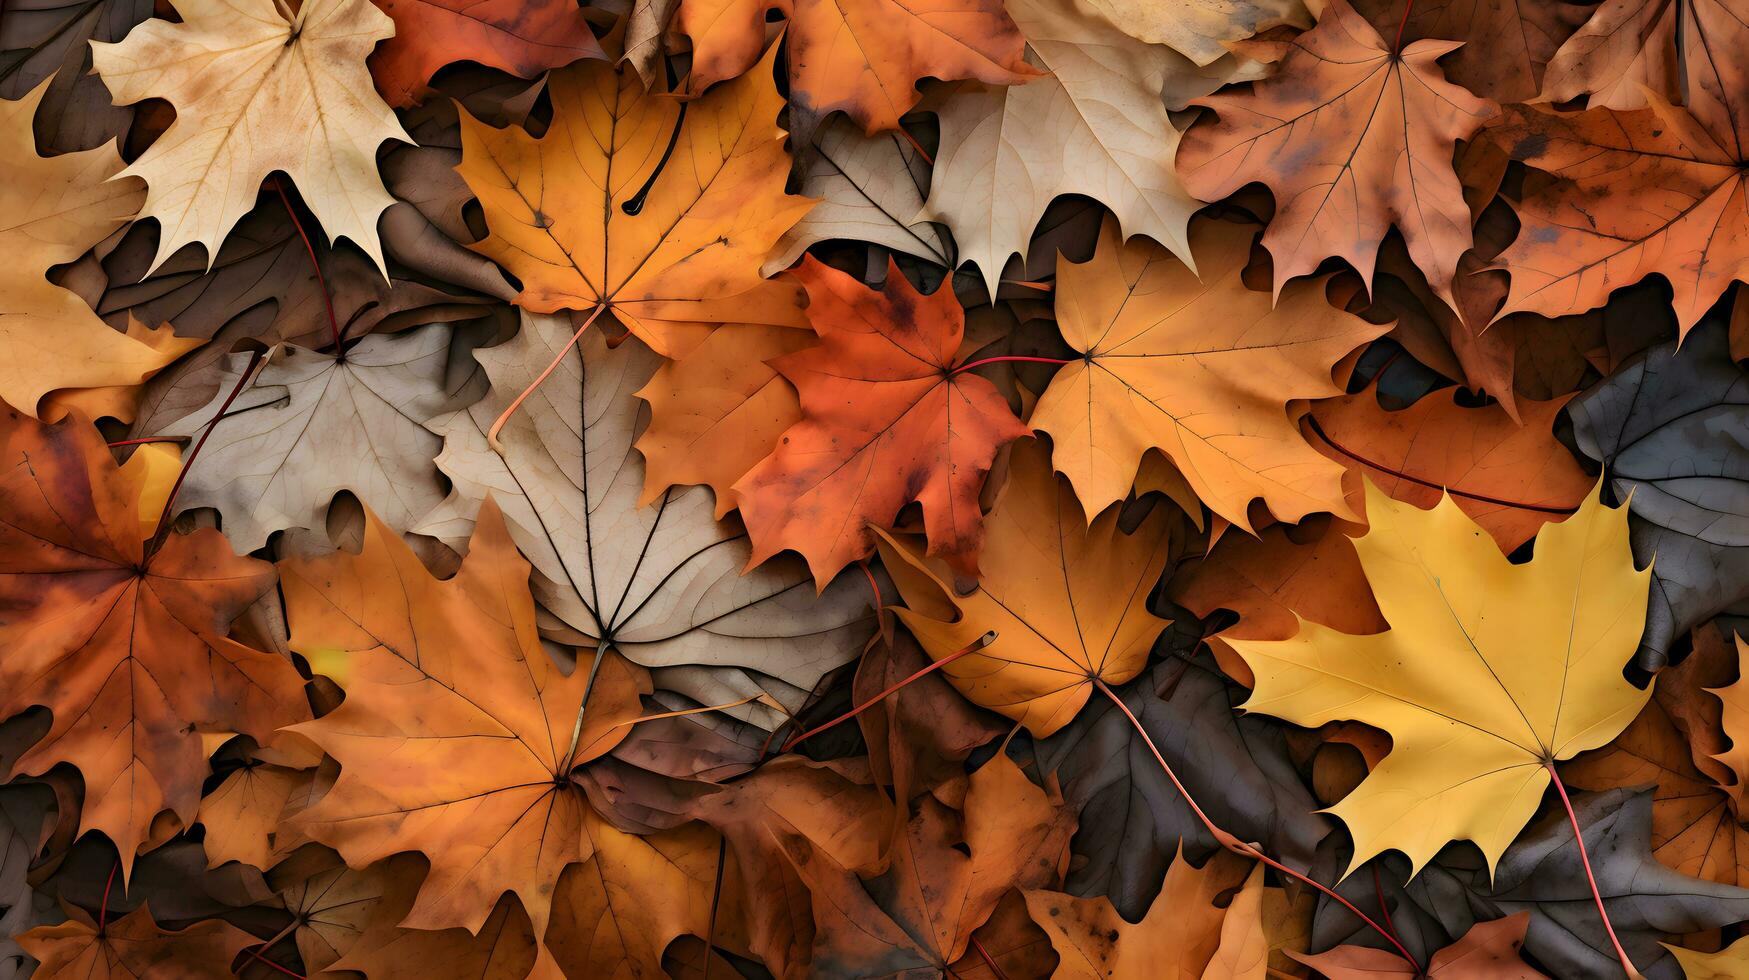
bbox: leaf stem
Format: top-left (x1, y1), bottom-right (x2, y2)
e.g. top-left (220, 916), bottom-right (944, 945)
top-left (487, 304), bottom-right (606, 453)
top-left (949, 355), bottom-right (1072, 377)
top-left (969, 935), bottom-right (1009, 980)
top-left (107, 436), bottom-right (190, 449)
top-left (1393, 0), bottom-right (1416, 52)
top-left (1090, 677), bottom-right (1423, 974)
top-left (97, 860), bottom-right (118, 934)
top-left (145, 349), bottom-right (267, 560)
top-left (271, 177), bottom-right (341, 357)
top-left (1546, 762), bottom-right (1641, 979)
top-left (896, 126), bottom-right (934, 166)
top-left (1303, 416), bottom-right (1580, 516)
top-left (235, 917), bottom-right (301, 976)
top-left (781, 630), bottom-right (996, 752)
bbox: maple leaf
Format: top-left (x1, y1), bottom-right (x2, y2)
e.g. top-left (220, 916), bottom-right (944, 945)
top-left (1177, 0), bottom-right (1496, 308)
top-left (1538, 0), bottom-right (1743, 116)
top-left (418, 314), bottom-right (873, 732)
top-left (456, 46), bottom-right (811, 355)
top-left (0, 79), bottom-right (198, 420)
top-left (876, 439), bottom-right (1172, 736)
top-left (1491, 96), bottom-right (1749, 333)
top-left (768, 115), bottom-right (950, 275)
top-left (91, 0), bottom-right (412, 274)
top-left (367, 0), bottom-right (603, 107)
top-left (1078, 0), bottom-right (1309, 66)
top-left (1666, 934), bottom-right (1749, 980)
top-left (197, 733), bottom-right (326, 870)
top-left (1289, 912), bottom-right (1545, 978)
top-left (285, 499), bottom-right (651, 936)
top-left (1350, 0), bottom-right (1592, 103)
top-left (266, 851), bottom-right (386, 974)
top-left (1023, 848), bottom-right (1258, 980)
top-left (634, 322), bottom-right (810, 517)
top-left (919, 0), bottom-right (1269, 297)
top-left (1227, 480), bottom-right (1652, 875)
top-left (0, 407), bottom-right (308, 869)
top-left (18, 902), bottom-right (253, 979)
top-left (736, 258), bottom-right (1029, 584)
top-left (674, 0), bottom-right (1034, 136)
top-left (1564, 319), bottom-right (1749, 669)
top-left (1308, 387), bottom-right (1594, 553)
top-left (1030, 215), bottom-right (1386, 530)
top-left (149, 324), bottom-right (462, 553)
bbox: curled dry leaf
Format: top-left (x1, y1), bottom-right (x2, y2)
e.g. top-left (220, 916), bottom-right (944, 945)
top-left (418, 314), bottom-right (873, 732)
top-left (0, 79), bottom-right (197, 421)
top-left (456, 45), bottom-right (812, 355)
top-left (91, 0), bottom-right (412, 273)
top-left (737, 258), bottom-right (1030, 584)
top-left (1229, 481), bottom-right (1650, 876)
top-left (1178, 0), bottom-right (1496, 309)
top-left (366, 0), bottom-right (603, 107)
top-left (877, 439), bottom-right (1172, 736)
top-left (0, 407), bottom-right (308, 870)
top-left (1032, 215), bottom-right (1387, 530)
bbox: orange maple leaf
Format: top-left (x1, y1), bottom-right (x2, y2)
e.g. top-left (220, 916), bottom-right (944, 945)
top-left (0, 408), bottom-right (308, 872)
top-left (1178, 0), bottom-right (1496, 308)
top-left (367, 0), bottom-right (603, 107)
top-left (735, 258), bottom-right (1029, 585)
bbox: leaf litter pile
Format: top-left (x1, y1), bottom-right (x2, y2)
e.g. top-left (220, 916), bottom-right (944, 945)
top-left (7, 0), bottom-right (1749, 976)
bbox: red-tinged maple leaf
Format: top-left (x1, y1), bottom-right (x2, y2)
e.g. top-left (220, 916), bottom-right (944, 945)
top-left (0, 407), bottom-right (308, 872)
top-left (1491, 95), bottom-right (1749, 333)
top-left (368, 0), bottom-right (603, 107)
top-left (734, 258), bottom-right (1029, 585)
top-left (1177, 0), bottom-right (1496, 309)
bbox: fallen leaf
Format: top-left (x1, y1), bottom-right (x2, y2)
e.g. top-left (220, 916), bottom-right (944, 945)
top-left (91, 0), bottom-right (412, 273)
top-left (736, 258), bottom-right (1029, 584)
top-left (877, 439), bottom-right (1172, 735)
top-left (418, 314), bottom-right (873, 733)
top-left (920, 0), bottom-right (1269, 297)
top-left (1023, 847), bottom-right (1254, 980)
top-left (1032, 215), bottom-right (1387, 530)
top-left (286, 500), bottom-right (645, 936)
top-left (1078, 0), bottom-right (1308, 66)
top-left (1351, 0), bottom-right (1591, 103)
top-left (0, 79), bottom-right (197, 419)
top-left (18, 902), bottom-right (252, 979)
top-left (1228, 480), bottom-right (1650, 876)
top-left (1564, 316), bottom-right (1749, 669)
top-left (1538, 0), bottom-right (1744, 121)
top-left (367, 0), bottom-right (603, 107)
top-left (634, 322), bottom-right (810, 516)
top-left (1308, 387), bottom-right (1593, 553)
top-left (1665, 934), bottom-right (1749, 980)
top-left (675, 0), bottom-right (1033, 136)
top-left (0, 407), bottom-right (308, 869)
top-left (1490, 96), bottom-right (1749, 333)
top-left (1708, 636), bottom-right (1749, 808)
top-left (456, 45), bottom-right (811, 355)
top-left (1178, 0), bottom-right (1496, 308)
top-left (1027, 655), bottom-right (1328, 920)
top-left (767, 115), bottom-right (950, 275)
top-left (1289, 912), bottom-right (1545, 977)
top-left (150, 324), bottom-right (463, 553)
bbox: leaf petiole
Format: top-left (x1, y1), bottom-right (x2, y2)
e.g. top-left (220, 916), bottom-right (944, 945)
top-left (1090, 676), bottom-right (1425, 975)
top-left (487, 304), bottom-right (606, 453)
top-left (1546, 761), bottom-right (1643, 979)
top-left (782, 630), bottom-right (996, 752)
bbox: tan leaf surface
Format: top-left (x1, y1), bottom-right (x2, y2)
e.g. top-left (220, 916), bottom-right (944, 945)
top-left (92, 0), bottom-right (411, 273)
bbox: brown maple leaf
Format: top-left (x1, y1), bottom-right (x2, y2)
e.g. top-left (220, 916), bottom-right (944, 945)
top-left (18, 902), bottom-right (253, 979)
top-left (1178, 0), bottom-right (1496, 308)
top-left (286, 499), bottom-right (657, 942)
top-left (0, 407), bottom-right (308, 870)
top-left (735, 258), bottom-right (1029, 585)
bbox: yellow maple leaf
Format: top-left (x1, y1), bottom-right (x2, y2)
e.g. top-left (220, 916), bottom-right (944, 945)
top-left (1227, 480), bottom-right (1651, 876)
